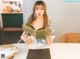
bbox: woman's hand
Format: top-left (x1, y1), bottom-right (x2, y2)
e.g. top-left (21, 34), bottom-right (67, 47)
top-left (25, 36), bottom-right (33, 45)
top-left (46, 35), bottom-right (54, 45)
top-left (21, 31), bottom-right (33, 45)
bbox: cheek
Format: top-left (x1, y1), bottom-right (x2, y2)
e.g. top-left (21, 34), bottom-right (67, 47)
top-left (35, 10), bottom-right (38, 15)
top-left (41, 11), bottom-right (44, 14)
top-left (40, 11), bottom-right (44, 15)
top-left (35, 10), bottom-right (44, 15)
top-left (42, 11), bottom-right (44, 15)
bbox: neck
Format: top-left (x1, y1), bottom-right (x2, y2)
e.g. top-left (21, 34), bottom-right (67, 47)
top-left (36, 16), bottom-right (43, 20)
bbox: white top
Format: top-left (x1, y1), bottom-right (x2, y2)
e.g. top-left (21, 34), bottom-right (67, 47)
top-left (49, 19), bottom-right (55, 35)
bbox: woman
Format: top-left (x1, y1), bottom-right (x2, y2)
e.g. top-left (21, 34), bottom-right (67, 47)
top-left (21, 1), bottom-right (55, 45)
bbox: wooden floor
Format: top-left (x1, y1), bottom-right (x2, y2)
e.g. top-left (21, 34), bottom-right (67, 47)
top-left (0, 28), bottom-right (23, 45)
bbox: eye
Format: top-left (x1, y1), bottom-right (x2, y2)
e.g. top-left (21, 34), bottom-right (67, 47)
top-left (41, 8), bottom-right (43, 10)
top-left (35, 8), bottom-right (38, 10)
top-left (41, 8), bottom-right (44, 10)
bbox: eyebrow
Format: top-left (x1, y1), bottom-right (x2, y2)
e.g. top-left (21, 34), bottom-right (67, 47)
top-left (36, 6), bottom-right (44, 9)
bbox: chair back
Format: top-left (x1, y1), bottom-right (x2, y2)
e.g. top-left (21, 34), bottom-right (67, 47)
top-left (60, 33), bottom-right (80, 43)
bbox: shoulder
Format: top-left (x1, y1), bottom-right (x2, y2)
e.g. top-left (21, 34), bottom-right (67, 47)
top-left (48, 19), bottom-right (54, 26)
top-left (48, 19), bottom-right (53, 22)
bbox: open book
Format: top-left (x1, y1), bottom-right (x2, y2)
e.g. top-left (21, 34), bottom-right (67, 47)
top-left (22, 24), bottom-right (51, 39)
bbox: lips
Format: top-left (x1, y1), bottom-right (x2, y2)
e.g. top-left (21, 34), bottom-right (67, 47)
top-left (38, 14), bottom-right (41, 15)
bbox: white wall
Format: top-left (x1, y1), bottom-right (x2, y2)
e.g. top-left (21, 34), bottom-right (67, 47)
top-left (23, 0), bottom-right (80, 42)
top-left (44, 0), bottom-right (80, 42)
top-left (23, 0), bottom-right (35, 23)
top-left (0, 0), bottom-right (3, 27)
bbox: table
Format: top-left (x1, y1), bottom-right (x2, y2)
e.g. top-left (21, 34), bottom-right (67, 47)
top-left (13, 43), bottom-right (80, 59)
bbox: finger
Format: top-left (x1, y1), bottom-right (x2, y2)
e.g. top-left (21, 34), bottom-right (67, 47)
top-left (21, 31), bottom-right (29, 38)
top-left (21, 33), bottom-right (27, 40)
top-left (48, 35), bottom-right (51, 40)
top-left (46, 39), bottom-right (52, 45)
top-left (46, 35), bottom-right (48, 40)
top-left (46, 39), bottom-right (51, 45)
top-left (26, 37), bottom-right (32, 44)
top-left (21, 33), bottom-right (29, 41)
top-left (49, 36), bottom-right (54, 42)
top-left (46, 38), bottom-right (49, 43)
top-left (21, 31), bottom-right (27, 38)
top-left (46, 36), bottom-right (53, 44)
top-left (22, 31), bottom-right (27, 35)
top-left (46, 35), bottom-right (50, 40)
top-left (24, 34), bottom-right (28, 40)
top-left (21, 35), bottom-right (27, 42)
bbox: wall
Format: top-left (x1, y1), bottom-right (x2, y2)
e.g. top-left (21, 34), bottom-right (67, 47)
top-left (0, 0), bottom-right (23, 27)
top-left (0, 0), bottom-right (3, 27)
top-left (23, 0), bottom-right (35, 23)
top-left (43, 0), bottom-right (80, 42)
top-left (22, 0), bottom-right (80, 42)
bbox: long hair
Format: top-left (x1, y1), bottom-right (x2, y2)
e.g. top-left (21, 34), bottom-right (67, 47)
top-left (27, 1), bottom-right (49, 28)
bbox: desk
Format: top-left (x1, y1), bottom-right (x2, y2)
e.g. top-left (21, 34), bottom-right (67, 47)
top-left (13, 43), bottom-right (80, 59)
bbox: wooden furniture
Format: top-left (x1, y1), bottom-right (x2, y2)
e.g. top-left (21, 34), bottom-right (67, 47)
top-left (0, 31), bottom-right (23, 45)
top-left (60, 33), bottom-right (80, 43)
top-left (1, 13), bottom-right (23, 27)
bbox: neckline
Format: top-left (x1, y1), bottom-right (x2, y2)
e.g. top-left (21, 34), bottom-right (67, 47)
top-left (30, 25), bottom-right (43, 30)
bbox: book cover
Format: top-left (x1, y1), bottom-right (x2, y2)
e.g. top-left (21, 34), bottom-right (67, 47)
top-left (27, 48), bottom-right (51, 59)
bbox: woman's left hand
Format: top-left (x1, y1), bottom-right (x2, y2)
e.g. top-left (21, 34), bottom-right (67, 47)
top-left (46, 35), bottom-right (54, 45)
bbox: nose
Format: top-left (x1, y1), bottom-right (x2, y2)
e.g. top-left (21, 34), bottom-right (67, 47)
top-left (38, 12), bottom-right (41, 14)
top-left (38, 10), bottom-right (41, 13)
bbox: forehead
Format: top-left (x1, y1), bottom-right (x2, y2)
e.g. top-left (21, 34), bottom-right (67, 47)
top-left (35, 5), bottom-right (44, 8)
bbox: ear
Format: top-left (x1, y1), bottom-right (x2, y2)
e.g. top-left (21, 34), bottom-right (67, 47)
top-left (34, 13), bottom-right (37, 18)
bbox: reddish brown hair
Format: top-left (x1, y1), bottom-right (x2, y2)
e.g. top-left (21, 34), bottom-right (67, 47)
top-left (27, 1), bottom-right (49, 28)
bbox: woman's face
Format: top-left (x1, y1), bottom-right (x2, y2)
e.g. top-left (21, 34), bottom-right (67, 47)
top-left (35, 5), bottom-right (44, 18)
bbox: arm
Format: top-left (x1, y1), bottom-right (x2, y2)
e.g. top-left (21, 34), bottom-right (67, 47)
top-left (46, 19), bottom-right (55, 44)
top-left (49, 19), bottom-right (55, 36)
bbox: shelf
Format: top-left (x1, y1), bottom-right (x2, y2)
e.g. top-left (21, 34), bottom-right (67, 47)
top-left (1, 12), bottom-right (23, 14)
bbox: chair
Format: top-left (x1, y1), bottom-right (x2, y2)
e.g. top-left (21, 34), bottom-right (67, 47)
top-left (60, 33), bottom-right (80, 43)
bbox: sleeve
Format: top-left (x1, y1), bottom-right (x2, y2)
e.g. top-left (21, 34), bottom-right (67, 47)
top-left (49, 19), bottom-right (55, 38)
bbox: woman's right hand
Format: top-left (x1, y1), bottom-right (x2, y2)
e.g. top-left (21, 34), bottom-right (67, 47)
top-left (21, 31), bottom-right (33, 45)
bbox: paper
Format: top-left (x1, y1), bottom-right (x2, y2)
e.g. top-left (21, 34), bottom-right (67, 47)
top-left (22, 24), bottom-right (51, 39)
top-left (0, 44), bottom-right (18, 59)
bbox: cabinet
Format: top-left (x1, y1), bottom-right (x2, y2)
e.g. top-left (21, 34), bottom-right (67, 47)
top-left (0, 31), bottom-right (23, 44)
top-left (1, 13), bottom-right (23, 27)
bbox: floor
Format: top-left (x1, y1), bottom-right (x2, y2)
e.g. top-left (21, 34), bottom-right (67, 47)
top-left (0, 28), bottom-right (23, 45)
